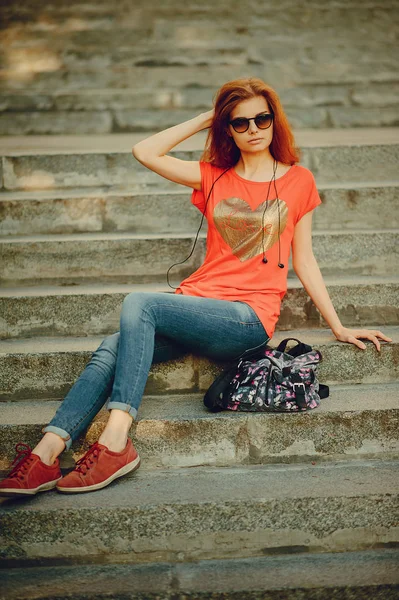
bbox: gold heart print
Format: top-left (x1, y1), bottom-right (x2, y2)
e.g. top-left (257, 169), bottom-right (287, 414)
top-left (213, 196), bottom-right (288, 262)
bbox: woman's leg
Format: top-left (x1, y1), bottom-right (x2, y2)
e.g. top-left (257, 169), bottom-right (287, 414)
top-left (34, 291), bottom-right (268, 464)
top-left (33, 328), bottom-right (187, 464)
top-left (107, 291), bottom-right (269, 417)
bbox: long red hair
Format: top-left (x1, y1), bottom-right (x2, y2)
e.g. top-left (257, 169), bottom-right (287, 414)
top-left (201, 77), bottom-right (300, 168)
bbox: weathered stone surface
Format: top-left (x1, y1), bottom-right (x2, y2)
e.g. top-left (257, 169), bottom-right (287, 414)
top-left (352, 83), bottom-right (399, 107)
top-left (0, 233), bottom-right (206, 285)
top-left (1, 104), bottom-right (398, 135)
top-left (1, 230), bottom-right (397, 286)
top-left (1, 151), bottom-right (192, 190)
top-left (1, 80), bottom-right (375, 115)
top-left (1, 184), bottom-right (397, 237)
top-left (1, 550), bottom-right (398, 600)
top-left (314, 186), bottom-right (399, 231)
top-left (0, 111), bottom-right (113, 136)
top-left (1, 277), bottom-right (398, 339)
top-left (0, 460), bottom-right (398, 563)
top-left (0, 335), bottom-right (198, 401)
top-left (329, 107), bottom-right (399, 128)
top-left (2, 142), bottom-right (398, 191)
top-left (0, 328), bottom-right (397, 401)
top-left (278, 278), bottom-right (399, 332)
top-left (311, 231), bottom-right (398, 277)
top-left (0, 384), bottom-right (398, 471)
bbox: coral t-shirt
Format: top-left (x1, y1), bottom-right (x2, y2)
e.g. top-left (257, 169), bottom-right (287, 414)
top-left (175, 161), bottom-right (322, 339)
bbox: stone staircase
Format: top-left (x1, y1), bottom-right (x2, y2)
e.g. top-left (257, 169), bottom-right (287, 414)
top-left (0, 128), bottom-right (399, 598)
top-left (1, 0), bottom-right (398, 133)
top-left (1, 0), bottom-right (399, 596)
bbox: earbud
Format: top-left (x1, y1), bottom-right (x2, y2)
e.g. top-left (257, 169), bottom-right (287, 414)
top-left (278, 263), bottom-right (284, 269)
top-left (262, 256), bottom-right (268, 263)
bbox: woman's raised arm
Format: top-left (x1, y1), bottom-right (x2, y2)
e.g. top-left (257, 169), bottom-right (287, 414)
top-left (132, 109), bottom-right (214, 191)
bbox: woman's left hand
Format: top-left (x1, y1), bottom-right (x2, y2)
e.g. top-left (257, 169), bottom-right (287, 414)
top-left (334, 327), bottom-right (392, 352)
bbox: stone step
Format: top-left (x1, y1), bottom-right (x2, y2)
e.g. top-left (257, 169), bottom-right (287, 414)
top-left (1, 550), bottom-right (399, 600)
top-left (0, 232), bottom-right (206, 286)
top-left (1, 276), bottom-right (398, 339)
top-left (2, 0), bottom-right (396, 27)
top-left (1, 36), bottom-right (396, 70)
top-left (2, 4), bottom-right (396, 41)
top-left (1, 459), bottom-right (398, 564)
top-left (2, 79), bottom-right (397, 112)
top-left (1, 129), bottom-right (399, 191)
top-left (1, 97), bottom-right (398, 135)
top-left (1, 182), bottom-right (398, 236)
top-left (0, 326), bottom-right (397, 402)
top-left (1, 229), bottom-right (398, 286)
top-left (3, 62), bottom-right (398, 103)
top-left (2, 129), bottom-right (399, 155)
top-left (1, 383), bottom-right (398, 473)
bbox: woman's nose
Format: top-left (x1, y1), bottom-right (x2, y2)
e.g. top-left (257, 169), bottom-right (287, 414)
top-left (248, 120), bottom-right (258, 133)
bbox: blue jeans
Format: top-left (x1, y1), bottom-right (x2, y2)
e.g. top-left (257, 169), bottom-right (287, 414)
top-left (43, 292), bottom-right (270, 450)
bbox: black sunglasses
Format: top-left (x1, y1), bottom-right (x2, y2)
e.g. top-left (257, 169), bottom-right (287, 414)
top-left (229, 112), bottom-right (274, 133)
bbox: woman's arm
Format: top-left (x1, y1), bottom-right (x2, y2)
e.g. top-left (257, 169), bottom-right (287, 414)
top-left (291, 212), bottom-right (392, 352)
top-left (132, 109), bottom-right (214, 190)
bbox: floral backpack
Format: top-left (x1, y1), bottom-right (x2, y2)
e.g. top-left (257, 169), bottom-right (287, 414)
top-left (204, 337), bottom-right (329, 413)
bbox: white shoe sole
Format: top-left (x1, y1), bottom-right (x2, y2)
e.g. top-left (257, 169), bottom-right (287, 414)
top-left (56, 455), bottom-right (141, 494)
top-left (0, 476), bottom-right (63, 497)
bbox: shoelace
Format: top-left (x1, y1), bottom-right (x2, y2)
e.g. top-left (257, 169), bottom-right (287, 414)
top-left (8, 443), bottom-right (34, 480)
top-left (75, 443), bottom-right (101, 475)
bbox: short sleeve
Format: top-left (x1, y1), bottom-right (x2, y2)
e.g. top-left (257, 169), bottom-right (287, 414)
top-left (190, 161), bottom-right (217, 215)
top-left (295, 171), bottom-right (322, 225)
top-left (191, 188), bottom-right (206, 214)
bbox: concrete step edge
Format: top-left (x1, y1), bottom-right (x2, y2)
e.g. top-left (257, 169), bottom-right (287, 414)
top-left (1, 382), bottom-right (398, 424)
top-left (1, 181), bottom-right (399, 202)
top-left (1, 326), bottom-right (398, 354)
top-left (1, 229), bottom-right (398, 244)
top-left (1, 549), bottom-right (398, 599)
top-left (2, 274), bottom-right (399, 297)
top-left (1, 128), bottom-right (399, 156)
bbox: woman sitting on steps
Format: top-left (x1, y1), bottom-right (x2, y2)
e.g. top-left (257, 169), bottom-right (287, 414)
top-left (0, 77), bottom-right (391, 497)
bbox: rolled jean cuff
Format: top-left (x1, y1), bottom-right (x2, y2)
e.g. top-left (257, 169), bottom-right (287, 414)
top-left (107, 401), bottom-right (138, 420)
top-left (41, 426), bottom-right (72, 451)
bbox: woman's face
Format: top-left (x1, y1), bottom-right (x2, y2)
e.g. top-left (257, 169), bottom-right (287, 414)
top-left (227, 95), bottom-right (273, 154)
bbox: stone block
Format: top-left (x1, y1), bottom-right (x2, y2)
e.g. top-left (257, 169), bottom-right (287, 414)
top-left (329, 106), bottom-right (399, 128)
top-left (0, 111), bottom-right (112, 135)
top-left (352, 83), bottom-right (399, 107)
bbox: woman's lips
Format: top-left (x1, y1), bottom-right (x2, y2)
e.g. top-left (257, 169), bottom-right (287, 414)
top-left (248, 138), bottom-right (263, 144)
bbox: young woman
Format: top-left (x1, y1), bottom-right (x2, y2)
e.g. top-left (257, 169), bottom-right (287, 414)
top-left (0, 77), bottom-right (391, 497)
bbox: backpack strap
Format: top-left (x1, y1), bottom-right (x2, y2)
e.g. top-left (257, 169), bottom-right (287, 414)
top-left (318, 383), bottom-right (330, 399)
top-left (203, 365), bottom-right (238, 412)
top-left (290, 373), bottom-right (308, 409)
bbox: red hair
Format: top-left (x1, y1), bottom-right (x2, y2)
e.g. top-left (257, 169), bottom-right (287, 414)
top-left (201, 77), bottom-right (300, 168)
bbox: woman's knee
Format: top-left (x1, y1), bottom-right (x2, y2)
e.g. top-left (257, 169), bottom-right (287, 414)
top-left (120, 291), bottom-right (158, 324)
top-left (94, 332), bottom-right (120, 360)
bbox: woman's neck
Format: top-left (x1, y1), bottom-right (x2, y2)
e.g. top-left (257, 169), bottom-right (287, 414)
top-left (234, 152), bottom-right (280, 181)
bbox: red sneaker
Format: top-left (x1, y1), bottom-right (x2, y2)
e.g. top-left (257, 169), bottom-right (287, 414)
top-left (0, 443), bottom-right (62, 497)
top-left (56, 438), bottom-right (140, 494)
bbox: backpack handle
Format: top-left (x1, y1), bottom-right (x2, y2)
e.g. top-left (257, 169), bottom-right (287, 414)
top-left (276, 337), bottom-right (313, 356)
